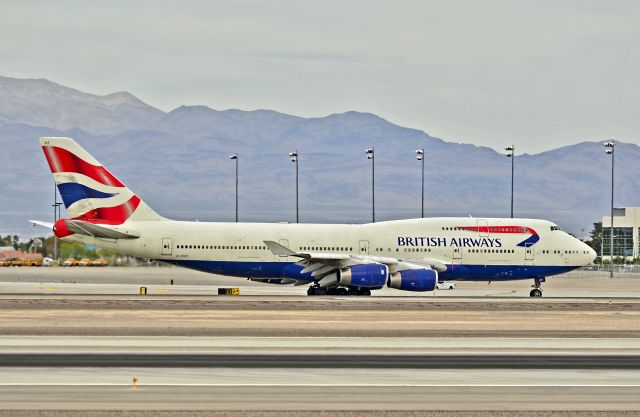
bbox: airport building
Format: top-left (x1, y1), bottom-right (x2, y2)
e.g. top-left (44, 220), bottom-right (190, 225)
top-left (601, 207), bottom-right (640, 259)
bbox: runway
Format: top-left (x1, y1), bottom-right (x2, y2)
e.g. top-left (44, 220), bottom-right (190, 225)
top-left (2, 386), bottom-right (640, 412)
top-left (2, 353), bottom-right (640, 369)
top-left (1, 268), bottom-right (640, 414)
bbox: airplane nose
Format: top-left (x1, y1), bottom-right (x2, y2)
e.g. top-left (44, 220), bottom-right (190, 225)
top-left (589, 247), bottom-right (597, 263)
top-left (583, 243), bottom-right (597, 264)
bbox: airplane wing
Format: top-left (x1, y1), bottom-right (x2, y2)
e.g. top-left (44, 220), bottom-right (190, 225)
top-left (263, 240), bottom-right (447, 282)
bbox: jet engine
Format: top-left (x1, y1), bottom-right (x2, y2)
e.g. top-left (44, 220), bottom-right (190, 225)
top-left (320, 264), bottom-right (388, 288)
top-left (387, 268), bottom-right (437, 292)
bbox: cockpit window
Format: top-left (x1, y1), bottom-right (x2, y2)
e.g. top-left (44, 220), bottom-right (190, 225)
top-left (550, 225), bottom-right (561, 231)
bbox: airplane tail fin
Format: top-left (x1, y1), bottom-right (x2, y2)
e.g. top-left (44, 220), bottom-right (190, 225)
top-left (40, 137), bottom-right (164, 224)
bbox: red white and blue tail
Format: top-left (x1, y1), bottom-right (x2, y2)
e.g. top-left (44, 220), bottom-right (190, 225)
top-left (40, 137), bottom-right (163, 224)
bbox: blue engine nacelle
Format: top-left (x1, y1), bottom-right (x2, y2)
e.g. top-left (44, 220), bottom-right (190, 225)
top-left (337, 263), bottom-right (388, 288)
top-left (387, 268), bottom-right (438, 292)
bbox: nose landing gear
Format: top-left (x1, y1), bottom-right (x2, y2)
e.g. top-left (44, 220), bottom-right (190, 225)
top-left (530, 277), bottom-right (545, 297)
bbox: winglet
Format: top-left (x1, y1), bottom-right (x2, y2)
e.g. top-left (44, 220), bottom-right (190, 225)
top-left (263, 240), bottom-right (307, 258)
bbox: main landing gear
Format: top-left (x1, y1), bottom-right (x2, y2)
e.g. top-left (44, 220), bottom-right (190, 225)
top-left (529, 277), bottom-right (545, 298)
top-left (307, 286), bottom-right (371, 296)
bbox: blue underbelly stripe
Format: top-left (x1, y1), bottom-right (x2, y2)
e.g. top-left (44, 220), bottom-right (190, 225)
top-left (163, 259), bottom-right (579, 281)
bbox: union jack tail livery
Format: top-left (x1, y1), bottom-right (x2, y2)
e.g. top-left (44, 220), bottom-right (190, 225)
top-left (40, 137), bottom-right (163, 234)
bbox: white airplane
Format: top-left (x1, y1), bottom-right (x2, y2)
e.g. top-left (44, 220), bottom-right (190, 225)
top-left (32, 137), bottom-right (596, 297)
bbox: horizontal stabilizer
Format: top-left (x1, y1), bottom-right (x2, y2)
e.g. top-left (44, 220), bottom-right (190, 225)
top-left (65, 220), bottom-right (140, 239)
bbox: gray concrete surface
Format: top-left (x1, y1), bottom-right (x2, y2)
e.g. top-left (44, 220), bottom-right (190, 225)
top-left (2, 267), bottom-right (640, 412)
top-left (2, 266), bottom-right (640, 298)
top-left (2, 353), bottom-right (640, 369)
top-left (4, 366), bottom-right (640, 386)
top-left (1, 386), bottom-right (640, 411)
top-left (3, 335), bottom-right (640, 355)
top-left (1, 412), bottom-right (639, 417)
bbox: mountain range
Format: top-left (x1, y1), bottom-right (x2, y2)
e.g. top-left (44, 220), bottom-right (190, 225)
top-left (1, 75), bottom-right (637, 238)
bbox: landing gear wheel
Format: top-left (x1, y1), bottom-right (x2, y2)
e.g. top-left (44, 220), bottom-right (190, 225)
top-left (529, 288), bottom-right (542, 298)
top-left (307, 286), bottom-right (317, 296)
top-left (337, 287), bottom-right (348, 296)
top-left (530, 277), bottom-right (545, 298)
top-left (347, 288), bottom-right (371, 296)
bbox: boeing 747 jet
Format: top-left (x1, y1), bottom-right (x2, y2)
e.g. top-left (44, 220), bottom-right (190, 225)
top-left (32, 137), bottom-right (596, 297)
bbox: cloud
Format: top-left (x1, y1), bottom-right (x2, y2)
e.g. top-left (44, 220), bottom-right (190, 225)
top-left (255, 52), bottom-right (399, 64)
top-left (0, 0), bottom-right (638, 153)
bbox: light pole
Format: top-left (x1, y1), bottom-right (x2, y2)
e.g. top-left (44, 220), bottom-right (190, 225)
top-left (229, 153), bottom-right (238, 222)
top-left (366, 147), bottom-right (375, 223)
top-left (604, 141), bottom-right (615, 278)
top-left (289, 151), bottom-right (299, 223)
top-left (416, 149), bottom-right (425, 218)
top-left (505, 145), bottom-right (515, 218)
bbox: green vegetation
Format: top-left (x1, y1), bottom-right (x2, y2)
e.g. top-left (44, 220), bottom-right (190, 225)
top-left (1, 235), bottom-right (47, 256)
top-left (584, 222), bottom-right (602, 256)
top-left (59, 241), bottom-right (121, 262)
top-left (0, 235), bottom-right (20, 249)
top-left (1, 235), bottom-right (125, 265)
top-left (59, 242), bottom-right (97, 260)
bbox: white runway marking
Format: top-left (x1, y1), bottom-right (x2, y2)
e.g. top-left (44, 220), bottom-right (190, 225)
top-left (3, 367), bottom-right (640, 386)
top-left (3, 335), bottom-right (640, 353)
top-left (2, 383), bottom-right (640, 387)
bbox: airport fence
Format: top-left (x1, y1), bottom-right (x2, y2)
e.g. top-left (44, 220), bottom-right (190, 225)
top-left (560, 265), bottom-right (640, 279)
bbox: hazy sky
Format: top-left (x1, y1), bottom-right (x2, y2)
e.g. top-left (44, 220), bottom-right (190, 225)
top-left (1, 0), bottom-right (638, 153)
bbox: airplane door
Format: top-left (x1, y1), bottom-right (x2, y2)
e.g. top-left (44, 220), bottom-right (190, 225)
top-left (278, 239), bottom-right (290, 261)
top-left (525, 243), bottom-right (534, 261)
top-left (161, 238), bottom-right (172, 256)
top-left (359, 240), bottom-right (369, 255)
top-left (453, 246), bottom-right (462, 260)
top-left (477, 219), bottom-right (489, 237)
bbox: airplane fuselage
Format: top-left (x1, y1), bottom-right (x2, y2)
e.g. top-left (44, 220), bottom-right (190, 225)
top-left (67, 217), bottom-right (595, 282)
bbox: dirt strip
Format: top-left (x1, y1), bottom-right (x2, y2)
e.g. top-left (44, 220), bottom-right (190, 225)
top-left (1, 298), bottom-right (640, 337)
top-left (1, 297), bottom-right (640, 311)
top-left (1, 410), bottom-right (640, 417)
